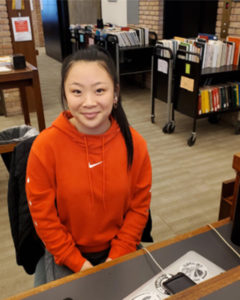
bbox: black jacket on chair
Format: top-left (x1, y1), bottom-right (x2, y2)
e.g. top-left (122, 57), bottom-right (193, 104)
top-left (8, 136), bottom-right (45, 275)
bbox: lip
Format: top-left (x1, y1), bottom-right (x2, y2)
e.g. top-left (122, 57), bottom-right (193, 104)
top-left (82, 112), bottom-right (99, 119)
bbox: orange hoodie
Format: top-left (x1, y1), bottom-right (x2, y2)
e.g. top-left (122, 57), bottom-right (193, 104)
top-left (26, 111), bottom-right (152, 272)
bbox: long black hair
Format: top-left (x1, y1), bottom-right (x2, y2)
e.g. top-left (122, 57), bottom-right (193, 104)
top-left (61, 45), bottom-right (133, 168)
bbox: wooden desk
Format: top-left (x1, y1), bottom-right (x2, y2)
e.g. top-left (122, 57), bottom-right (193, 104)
top-left (4, 218), bottom-right (240, 300)
top-left (0, 62), bottom-right (46, 132)
top-left (219, 152), bottom-right (240, 220)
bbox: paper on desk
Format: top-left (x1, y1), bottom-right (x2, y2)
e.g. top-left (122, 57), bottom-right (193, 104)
top-left (123, 251), bottom-right (225, 300)
top-left (0, 66), bottom-right (11, 72)
top-left (0, 56), bottom-right (11, 63)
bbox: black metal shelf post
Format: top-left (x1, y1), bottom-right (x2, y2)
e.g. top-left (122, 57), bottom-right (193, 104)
top-left (151, 44), bottom-right (175, 134)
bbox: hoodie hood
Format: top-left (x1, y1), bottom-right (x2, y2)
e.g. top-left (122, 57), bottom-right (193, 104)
top-left (52, 111), bottom-right (120, 151)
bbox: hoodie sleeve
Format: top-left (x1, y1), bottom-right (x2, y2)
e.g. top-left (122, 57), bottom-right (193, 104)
top-left (26, 141), bottom-right (86, 273)
top-left (108, 138), bottom-right (152, 259)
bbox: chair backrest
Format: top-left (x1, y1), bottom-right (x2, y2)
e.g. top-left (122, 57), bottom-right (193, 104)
top-left (8, 136), bottom-right (45, 275)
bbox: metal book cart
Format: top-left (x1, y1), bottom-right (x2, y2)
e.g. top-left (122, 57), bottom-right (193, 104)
top-left (151, 44), bottom-right (175, 133)
top-left (174, 49), bottom-right (240, 146)
top-left (105, 32), bottom-right (157, 82)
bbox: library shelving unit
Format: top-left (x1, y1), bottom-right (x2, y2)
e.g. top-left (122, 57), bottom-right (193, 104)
top-left (173, 49), bottom-right (240, 146)
top-left (151, 44), bottom-right (175, 133)
top-left (105, 32), bottom-right (157, 81)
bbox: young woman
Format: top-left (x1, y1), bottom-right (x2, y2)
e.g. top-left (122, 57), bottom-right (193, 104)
top-left (26, 45), bottom-right (152, 284)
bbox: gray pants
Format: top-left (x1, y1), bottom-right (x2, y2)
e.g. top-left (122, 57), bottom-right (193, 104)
top-left (34, 249), bottom-right (73, 287)
top-left (34, 247), bottom-right (110, 287)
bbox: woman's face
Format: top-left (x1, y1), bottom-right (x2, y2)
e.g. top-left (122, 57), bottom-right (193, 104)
top-left (64, 61), bottom-right (115, 135)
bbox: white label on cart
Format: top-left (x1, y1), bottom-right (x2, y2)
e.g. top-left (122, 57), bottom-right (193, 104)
top-left (157, 59), bottom-right (168, 74)
top-left (180, 76), bottom-right (194, 92)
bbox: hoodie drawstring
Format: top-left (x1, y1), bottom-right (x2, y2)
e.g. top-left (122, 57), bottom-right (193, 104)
top-left (102, 137), bottom-right (106, 211)
top-left (84, 136), bottom-right (106, 211)
top-left (84, 136), bottom-right (94, 209)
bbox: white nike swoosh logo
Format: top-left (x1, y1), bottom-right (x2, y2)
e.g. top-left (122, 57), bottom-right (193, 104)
top-left (88, 161), bottom-right (103, 168)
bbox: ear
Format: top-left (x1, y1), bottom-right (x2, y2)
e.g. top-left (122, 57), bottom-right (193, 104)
top-left (114, 84), bottom-right (120, 98)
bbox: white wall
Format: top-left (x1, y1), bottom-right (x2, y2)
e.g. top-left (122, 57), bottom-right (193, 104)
top-left (101, 0), bottom-right (127, 26)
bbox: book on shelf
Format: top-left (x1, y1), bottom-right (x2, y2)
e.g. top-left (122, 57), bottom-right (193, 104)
top-left (128, 25), bottom-right (150, 46)
top-left (228, 82), bottom-right (239, 107)
top-left (173, 36), bottom-right (186, 42)
top-left (156, 35), bottom-right (240, 69)
top-left (156, 39), bottom-right (178, 58)
top-left (198, 91), bottom-right (202, 115)
top-left (197, 33), bottom-right (218, 41)
top-left (236, 82), bottom-right (240, 106)
top-left (72, 24), bottom-right (154, 48)
top-left (226, 36), bottom-right (240, 66)
top-left (198, 82), bottom-right (240, 115)
top-left (209, 40), bottom-right (223, 68)
top-left (220, 42), bottom-right (227, 67)
top-left (212, 87), bottom-right (219, 111)
top-left (225, 41), bottom-right (235, 66)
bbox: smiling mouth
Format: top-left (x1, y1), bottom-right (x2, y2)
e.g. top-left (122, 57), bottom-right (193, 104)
top-left (82, 112), bottom-right (98, 119)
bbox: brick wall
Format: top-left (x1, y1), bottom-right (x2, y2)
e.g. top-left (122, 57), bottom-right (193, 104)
top-left (139, 0), bottom-right (164, 39)
top-left (216, 0), bottom-right (240, 38)
top-left (0, 0), bottom-right (21, 116)
top-left (31, 0), bottom-right (44, 47)
top-left (0, 0), bottom-right (12, 56)
top-left (138, 1), bottom-right (164, 88)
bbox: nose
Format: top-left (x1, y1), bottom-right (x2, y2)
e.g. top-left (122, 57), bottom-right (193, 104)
top-left (82, 92), bottom-right (96, 107)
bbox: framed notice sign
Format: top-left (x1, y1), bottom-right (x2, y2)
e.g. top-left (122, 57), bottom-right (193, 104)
top-left (11, 16), bottom-right (32, 42)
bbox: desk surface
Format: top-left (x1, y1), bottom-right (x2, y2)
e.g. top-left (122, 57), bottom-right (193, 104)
top-left (5, 218), bottom-right (240, 300)
top-left (0, 63), bottom-right (36, 83)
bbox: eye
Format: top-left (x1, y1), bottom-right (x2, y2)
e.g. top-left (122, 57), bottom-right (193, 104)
top-left (72, 89), bottom-right (81, 95)
top-left (96, 88), bottom-right (105, 95)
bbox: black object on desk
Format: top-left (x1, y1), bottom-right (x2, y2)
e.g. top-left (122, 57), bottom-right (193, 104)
top-left (162, 272), bottom-right (196, 294)
top-left (13, 54), bottom-right (26, 70)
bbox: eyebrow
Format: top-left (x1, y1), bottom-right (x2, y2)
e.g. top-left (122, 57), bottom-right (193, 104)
top-left (70, 81), bottom-right (108, 87)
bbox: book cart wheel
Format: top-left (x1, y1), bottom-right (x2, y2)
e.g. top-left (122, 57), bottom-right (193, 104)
top-left (162, 122), bottom-right (175, 134)
top-left (187, 134), bottom-right (196, 147)
top-left (151, 115), bottom-right (155, 123)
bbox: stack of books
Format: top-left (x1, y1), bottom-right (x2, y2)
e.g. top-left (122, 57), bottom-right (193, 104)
top-left (157, 34), bottom-right (240, 68)
top-left (198, 82), bottom-right (240, 115)
top-left (102, 25), bottom-right (150, 47)
top-left (69, 23), bottom-right (151, 48)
